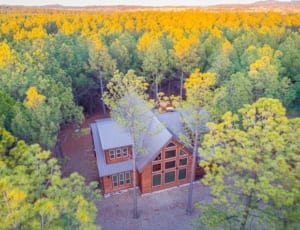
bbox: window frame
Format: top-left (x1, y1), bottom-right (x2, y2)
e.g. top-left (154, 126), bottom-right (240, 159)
top-left (164, 171), bottom-right (175, 184)
top-left (112, 175), bottom-right (118, 187)
top-left (165, 160), bottom-right (176, 169)
top-left (109, 150), bottom-right (115, 160)
top-left (178, 168), bottom-right (187, 180)
top-left (152, 174), bottom-right (161, 187)
top-left (152, 163), bottom-right (162, 172)
top-left (165, 149), bottom-right (176, 159)
top-left (119, 172), bottom-right (124, 186)
top-left (116, 148), bottom-right (122, 158)
top-left (125, 171), bottom-right (131, 184)
top-left (179, 158), bottom-right (188, 166)
top-left (123, 147), bottom-right (128, 157)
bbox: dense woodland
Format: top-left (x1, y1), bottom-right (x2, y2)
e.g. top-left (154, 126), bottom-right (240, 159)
top-left (0, 7), bottom-right (300, 229)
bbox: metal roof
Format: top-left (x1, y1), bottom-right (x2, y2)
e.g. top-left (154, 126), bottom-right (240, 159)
top-left (90, 110), bottom-right (208, 176)
top-left (95, 118), bottom-right (133, 150)
top-left (91, 123), bottom-right (133, 177)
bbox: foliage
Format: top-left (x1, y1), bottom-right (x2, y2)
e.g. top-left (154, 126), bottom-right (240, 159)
top-left (196, 98), bottom-right (300, 230)
top-left (0, 127), bottom-right (101, 230)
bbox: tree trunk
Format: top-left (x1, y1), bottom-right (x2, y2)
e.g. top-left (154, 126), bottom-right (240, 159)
top-left (180, 70), bottom-right (184, 98)
top-left (186, 131), bottom-right (198, 215)
top-left (99, 72), bottom-right (106, 115)
top-left (132, 148), bottom-right (138, 219)
top-left (239, 193), bottom-right (252, 230)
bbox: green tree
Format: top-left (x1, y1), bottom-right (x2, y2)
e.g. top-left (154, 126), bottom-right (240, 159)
top-left (89, 44), bottom-right (116, 115)
top-left (196, 98), bottom-right (300, 230)
top-left (0, 127), bottom-right (101, 230)
top-left (103, 70), bottom-right (151, 219)
top-left (179, 69), bottom-right (215, 215)
top-left (141, 40), bottom-right (169, 100)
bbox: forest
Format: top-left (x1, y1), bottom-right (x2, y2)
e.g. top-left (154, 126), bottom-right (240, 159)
top-left (0, 6), bottom-right (299, 229)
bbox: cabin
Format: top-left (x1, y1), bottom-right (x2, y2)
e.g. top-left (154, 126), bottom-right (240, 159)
top-left (90, 111), bottom-right (206, 195)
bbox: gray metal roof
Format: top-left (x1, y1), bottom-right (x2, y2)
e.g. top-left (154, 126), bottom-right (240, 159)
top-left (91, 123), bottom-right (133, 177)
top-left (136, 113), bottom-right (172, 172)
top-left (90, 110), bottom-right (209, 176)
top-left (95, 118), bottom-right (133, 150)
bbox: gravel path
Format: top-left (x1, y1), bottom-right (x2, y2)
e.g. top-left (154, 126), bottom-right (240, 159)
top-left (96, 182), bottom-right (212, 230)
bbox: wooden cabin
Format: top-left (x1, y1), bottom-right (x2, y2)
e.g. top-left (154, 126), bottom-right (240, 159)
top-left (90, 111), bottom-right (206, 195)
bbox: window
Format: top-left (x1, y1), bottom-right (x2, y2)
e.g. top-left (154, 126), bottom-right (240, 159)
top-left (178, 168), bottom-right (187, 180)
top-left (119, 173), bottom-right (124, 185)
top-left (154, 153), bottom-right (161, 161)
top-left (112, 175), bottom-right (118, 187)
top-left (165, 171), bottom-right (175, 183)
top-left (166, 142), bottom-right (176, 148)
top-left (116, 149), bottom-right (122, 158)
top-left (123, 148), bottom-right (128, 157)
top-left (109, 150), bottom-right (115, 160)
top-left (165, 161), bottom-right (175, 169)
top-left (179, 158), bottom-right (187, 166)
top-left (125, 172), bottom-right (131, 184)
top-left (152, 164), bottom-right (161, 172)
top-left (180, 149), bottom-right (187, 156)
top-left (152, 174), bottom-right (161, 186)
top-left (165, 150), bottom-right (176, 159)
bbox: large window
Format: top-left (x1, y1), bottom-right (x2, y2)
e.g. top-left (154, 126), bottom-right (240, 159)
top-left (112, 175), bottom-right (118, 187)
top-left (152, 164), bottom-right (161, 172)
top-left (119, 173), bottom-right (124, 185)
top-left (154, 153), bottom-right (161, 161)
top-left (112, 171), bottom-right (131, 187)
top-left (165, 150), bottom-right (176, 159)
top-left (165, 161), bottom-right (175, 169)
top-left (165, 171), bottom-right (175, 183)
top-left (152, 174), bottom-right (161, 186)
top-left (179, 158), bottom-right (187, 166)
top-left (178, 168), bottom-right (187, 180)
top-left (125, 172), bottom-right (131, 184)
top-left (109, 150), bottom-right (115, 160)
top-left (166, 142), bottom-right (176, 148)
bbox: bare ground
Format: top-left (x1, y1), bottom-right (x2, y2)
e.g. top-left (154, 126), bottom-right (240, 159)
top-left (60, 112), bottom-right (212, 230)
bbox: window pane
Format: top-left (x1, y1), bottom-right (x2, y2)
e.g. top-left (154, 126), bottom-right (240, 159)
top-left (165, 171), bottom-right (175, 183)
top-left (109, 150), bottom-right (115, 159)
top-left (116, 149), bottom-right (122, 158)
top-left (165, 161), bottom-right (175, 169)
top-left (152, 174), bottom-right (161, 186)
top-left (166, 142), bottom-right (176, 148)
top-left (119, 173), bottom-right (124, 185)
top-left (179, 168), bottom-right (187, 180)
top-left (179, 158), bottom-right (187, 166)
top-left (154, 153), bottom-right (161, 161)
top-left (180, 149), bottom-right (186, 156)
top-left (152, 164), bottom-right (161, 172)
top-left (112, 175), bottom-right (118, 187)
top-left (123, 148), bottom-right (128, 157)
top-left (165, 150), bottom-right (176, 159)
top-left (125, 172), bottom-right (130, 184)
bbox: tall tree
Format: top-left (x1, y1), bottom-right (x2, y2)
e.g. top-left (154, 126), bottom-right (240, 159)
top-left (103, 70), bottom-right (151, 219)
top-left (141, 40), bottom-right (169, 100)
top-left (179, 69), bottom-right (215, 215)
top-left (0, 127), bottom-right (101, 230)
top-left (89, 44), bottom-right (116, 115)
top-left (196, 98), bottom-right (300, 230)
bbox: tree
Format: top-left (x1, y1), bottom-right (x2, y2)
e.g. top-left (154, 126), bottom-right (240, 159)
top-left (89, 44), bottom-right (116, 115)
top-left (141, 40), bottom-right (169, 100)
top-left (179, 69), bottom-right (215, 215)
top-left (103, 70), bottom-right (151, 219)
top-left (0, 127), bottom-right (101, 230)
top-left (196, 98), bottom-right (300, 230)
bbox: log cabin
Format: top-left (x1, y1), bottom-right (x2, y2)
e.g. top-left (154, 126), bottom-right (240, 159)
top-left (90, 111), bottom-right (206, 195)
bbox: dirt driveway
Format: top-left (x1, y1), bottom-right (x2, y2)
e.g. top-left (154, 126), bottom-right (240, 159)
top-left (96, 182), bottom-right (211, 230)
top-left (60, 112), bottom-right (212, 230)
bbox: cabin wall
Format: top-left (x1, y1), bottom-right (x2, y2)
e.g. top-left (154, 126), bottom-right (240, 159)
top-left (140, 138), bottom-right (194, 194)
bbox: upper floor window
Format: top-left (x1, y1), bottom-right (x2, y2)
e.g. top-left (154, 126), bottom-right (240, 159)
top-left (180, 149), bottom-right (187, 156)
top-left (116, 148), bottom-right (122, 158)
top-left (165, 150), bottom-right (176, 159)
top-left (109, 150), bottom-right (115, 160)
top-left (154, 153), bottom-right (161, 161)
top-left (166, 142), bottom-right (176, 148)
top-left (123, 148), bottom-right (128, 157)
